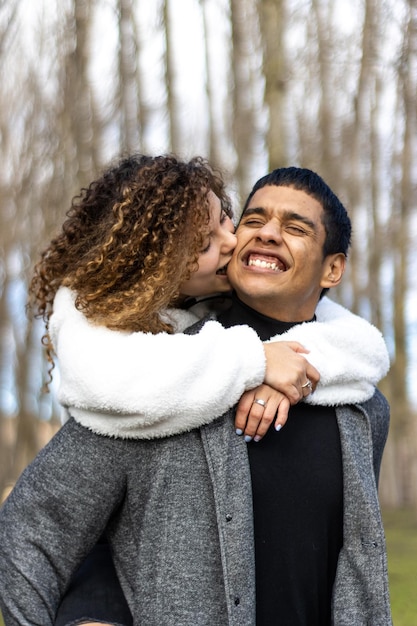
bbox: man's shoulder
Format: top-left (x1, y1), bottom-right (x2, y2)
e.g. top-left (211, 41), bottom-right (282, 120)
top-left (337, 388), bottom-right (390, 436)
top-left (360, 387), bottom-right (390, 419)
top-left (358, 388), bottom-right (390, 446)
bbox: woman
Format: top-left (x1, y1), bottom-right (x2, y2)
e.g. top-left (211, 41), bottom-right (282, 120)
top-left (35, 152), bottom-right (322, 438)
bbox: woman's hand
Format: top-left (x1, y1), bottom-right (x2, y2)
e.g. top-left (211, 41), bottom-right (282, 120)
top-left (235, 384), bottom-right (291, 442)
top-left (235, 340), bottom-right (318, 442)
top-left (263, 340), bottom-right (319, 403)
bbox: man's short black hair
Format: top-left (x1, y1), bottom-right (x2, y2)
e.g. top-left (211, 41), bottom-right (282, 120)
top-left (242, 167), bottom-right (352, 258)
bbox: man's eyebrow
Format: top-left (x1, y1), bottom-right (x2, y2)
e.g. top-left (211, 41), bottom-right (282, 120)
top-left (240, 207), bottom-right (267, 218)
top-left (283, 210), bottom-right (317, 230)
top-left (241, 207), bottom-right (318, 230)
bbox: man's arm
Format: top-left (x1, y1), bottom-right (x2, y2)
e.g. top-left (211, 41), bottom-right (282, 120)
top-left (0, 419), bottom-right (127, 625)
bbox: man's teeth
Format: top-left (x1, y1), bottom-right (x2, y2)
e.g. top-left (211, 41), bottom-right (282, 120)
top-left (248, 258), bottom-right (282, 271)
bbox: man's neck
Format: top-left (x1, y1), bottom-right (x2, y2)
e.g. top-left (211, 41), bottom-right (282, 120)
top-left (217, 293), bottom-right (315, 340)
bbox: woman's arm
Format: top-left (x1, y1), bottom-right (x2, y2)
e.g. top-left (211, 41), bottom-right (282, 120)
top-left (51, 289), bottom-right (388, 439)
top-left (233, 299), bottom-right (390, 441)
top-left (51, 287), bottom-right (266, 417)
top-left (51, 287), bottom-right (316, 439)
top-left (0, 419), bottom-right (128, 625)
top-left (270, 296), bottom-right (390, 406)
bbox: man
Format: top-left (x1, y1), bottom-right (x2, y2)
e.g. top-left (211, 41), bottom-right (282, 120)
top-left (217, 168), bottom-right (391, 624)
top-left (0, 168), bottom-right (391, 625)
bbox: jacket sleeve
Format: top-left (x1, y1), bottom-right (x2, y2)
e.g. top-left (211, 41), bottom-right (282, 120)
top-left (49, 287), bottom-right (266, 439)
top-left (0, 419), bottom-right (128, 626)
top-left (266, 297), bottom-right (390, 406)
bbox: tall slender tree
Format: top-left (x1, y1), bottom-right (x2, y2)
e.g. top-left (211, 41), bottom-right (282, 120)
top-left (258, 0), bottom-right (287, 170)
top-left (118, 0), bottom-right (143, 152)
top-left (229, 0), bottom-right (263, 200)
top-left (163, 0), bottom-right (181, 153)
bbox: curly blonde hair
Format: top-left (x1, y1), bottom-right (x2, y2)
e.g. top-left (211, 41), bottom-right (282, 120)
top-left (30, 154), bottom-right (232, 374)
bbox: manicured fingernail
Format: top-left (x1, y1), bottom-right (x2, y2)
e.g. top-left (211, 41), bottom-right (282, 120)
top-left (244, 435), bottom-right (252, 443)
top-left (254, 435), bottom-right (261, 442)
top-left (275, 424), bottom-right (282, 432)
top-left (235, 428), bottom-right (243, 436)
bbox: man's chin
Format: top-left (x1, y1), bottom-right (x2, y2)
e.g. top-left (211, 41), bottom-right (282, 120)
top-left (232, 274), bottom-right (284, 297)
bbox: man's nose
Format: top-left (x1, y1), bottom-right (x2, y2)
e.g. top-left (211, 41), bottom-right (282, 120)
top-left (256, 221), bottom-right (282, 243)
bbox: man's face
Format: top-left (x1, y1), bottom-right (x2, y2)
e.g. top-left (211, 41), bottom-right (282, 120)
top-left (227, 185), bottom-right (344, 322)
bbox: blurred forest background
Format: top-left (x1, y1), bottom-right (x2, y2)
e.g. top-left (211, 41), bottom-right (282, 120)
top-left (0, 0), bottom-right (417, 518)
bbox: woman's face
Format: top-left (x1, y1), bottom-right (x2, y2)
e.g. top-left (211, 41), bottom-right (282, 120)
top-left (179, 191), bottom-right (236, 298)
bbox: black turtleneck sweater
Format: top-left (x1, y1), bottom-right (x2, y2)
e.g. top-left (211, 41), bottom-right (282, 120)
top-left (218, 295), bottom-right (344, 626)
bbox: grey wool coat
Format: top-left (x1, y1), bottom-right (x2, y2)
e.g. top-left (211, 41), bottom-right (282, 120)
top-left (0, 391), bottom-right (392, 625)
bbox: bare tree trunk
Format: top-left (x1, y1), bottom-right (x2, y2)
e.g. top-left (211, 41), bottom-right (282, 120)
top-left (389, 0), bottom-right (417, 506)
top-left (310, 0), bottom-right (337, 182)
top-left (200, 0), bottom-right (222, 168)
top-left (117, 0), bottom-right (143, 152)
top-left (258, 0), bottom-right (287, 170)
top-left (163, 0), bottom-right (181, 153)
top-left (63, 0), bottom-right (98, 186)
top-left (11, 317), bottom-right (42, 480)
top-left (230, 0), bottom-right (263, 201)
top-left (346, 0), bottom-right (379, 314)
top-left (368, 74), bottom-right (384, 330)
top-left (0, 272), bottom-right (15, 498)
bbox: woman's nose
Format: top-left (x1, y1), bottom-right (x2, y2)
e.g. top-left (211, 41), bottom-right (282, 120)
top-left (221, 218), bottom-right (237, 252)
top-left (222, 229), bottom-right (237, 253)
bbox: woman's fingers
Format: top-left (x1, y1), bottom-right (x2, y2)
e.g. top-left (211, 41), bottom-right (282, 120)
top-left (263, 341), bottom-right (320, 403)
top-left (235, 386), bottom-right (292, 442)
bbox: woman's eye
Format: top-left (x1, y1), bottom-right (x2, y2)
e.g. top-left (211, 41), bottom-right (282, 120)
top-left (201, 239), bottom-right (211, 253)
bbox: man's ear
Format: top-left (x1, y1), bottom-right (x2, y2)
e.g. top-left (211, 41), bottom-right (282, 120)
top-left (320, 253), bottom-right (346, 289)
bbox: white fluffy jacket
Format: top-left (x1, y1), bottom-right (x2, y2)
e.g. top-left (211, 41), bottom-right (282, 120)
top-left (49, 287), bottom-right (390, 439)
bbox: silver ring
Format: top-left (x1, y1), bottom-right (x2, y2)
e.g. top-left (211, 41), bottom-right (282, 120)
top-left (253, 398), bottom-right (267, 408)
top-left (301, 379), bottom-right (313, 391)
